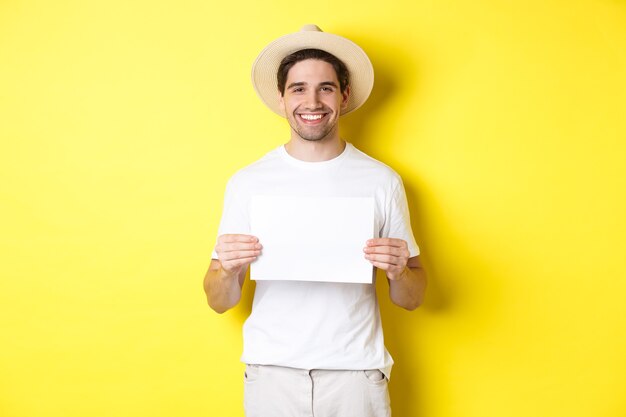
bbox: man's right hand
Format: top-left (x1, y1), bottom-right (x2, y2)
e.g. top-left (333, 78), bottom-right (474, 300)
top-left (205, 234), bottom-right (261, 313)
top-left (214, 234), bottom-right (262, 276)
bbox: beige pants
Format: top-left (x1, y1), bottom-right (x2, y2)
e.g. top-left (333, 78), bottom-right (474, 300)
top-left (243, 364), bottom-right (391, 417)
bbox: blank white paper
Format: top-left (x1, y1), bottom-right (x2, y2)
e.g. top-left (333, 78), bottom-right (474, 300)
top-left (250, 195), bottom-right (375, 283)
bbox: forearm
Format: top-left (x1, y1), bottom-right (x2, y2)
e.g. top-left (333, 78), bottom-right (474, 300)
top-left (388, 266), bottom-right (427, 310)
top-left (203, 262), bottom-right (244, 314)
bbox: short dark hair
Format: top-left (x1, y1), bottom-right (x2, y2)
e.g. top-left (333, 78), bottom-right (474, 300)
top-left (277, 49), bottom-right (350, 96)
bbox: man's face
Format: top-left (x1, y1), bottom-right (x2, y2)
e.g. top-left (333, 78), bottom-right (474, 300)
top-left (279, 59), bottom-right (350, 142)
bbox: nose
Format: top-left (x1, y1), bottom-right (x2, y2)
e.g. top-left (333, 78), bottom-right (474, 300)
top-left (303, 90), bottom-right (323, 110)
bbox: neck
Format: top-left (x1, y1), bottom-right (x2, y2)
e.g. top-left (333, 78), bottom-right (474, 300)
top-left (285, 136), bottom-right (346, 162)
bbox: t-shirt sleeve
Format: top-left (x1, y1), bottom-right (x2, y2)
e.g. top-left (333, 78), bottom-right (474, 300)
top-left (381, 178), bottom-right (420, 257)
top-left (211, 176), bottom-right (250, 259)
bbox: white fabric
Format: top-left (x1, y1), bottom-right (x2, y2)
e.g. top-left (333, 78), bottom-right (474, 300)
top-left (243, 364), bottom-right (391, 417)
top-left (212, 143), bottom-right (419, 379)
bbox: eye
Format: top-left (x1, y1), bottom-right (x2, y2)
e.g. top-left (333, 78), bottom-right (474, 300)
top-left (291, 87), bottom-right (305, 93)
top-left (321, 86), bottom-right (334, 92)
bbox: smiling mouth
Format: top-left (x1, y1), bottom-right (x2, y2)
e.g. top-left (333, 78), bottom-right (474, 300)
top-left (298, 113), bottom-right (327, 123)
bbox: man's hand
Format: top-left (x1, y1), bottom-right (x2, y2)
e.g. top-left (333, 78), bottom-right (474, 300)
top-left (204, 234), bottom-right (262, 314)
top-left (215, 234), bottom-right (263, 275)
top-left (363, 238), bottom-right (410, 280)
top-left (364, 237), bottom-right (426, 310)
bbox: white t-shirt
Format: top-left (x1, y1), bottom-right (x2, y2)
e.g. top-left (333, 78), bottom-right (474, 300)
top-left (212, 143), bottom-right (419, 378)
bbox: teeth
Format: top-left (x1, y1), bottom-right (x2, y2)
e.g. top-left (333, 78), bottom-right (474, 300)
top-left (300, 114), bottom-right (323, 121)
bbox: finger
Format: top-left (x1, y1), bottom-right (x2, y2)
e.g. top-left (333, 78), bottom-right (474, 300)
top-left (366, 238), bottom-right (407, 248)
top-left (364, 253), bottom-right (403, 266)
top-left (219, 249), bottom-right (261, 262)
top-left (217, 242), bottom-right (263, 253)
top-left (222, 256), bottom-right (258, 271)
top-left (219, 234), bottom-right (259, 244)
top-left (363, 245), bottom-right (408, 258)
top-left (367, 260), bottom-right (397, 272)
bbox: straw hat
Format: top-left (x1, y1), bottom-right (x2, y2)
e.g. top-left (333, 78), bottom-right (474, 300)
top-left (251, 24), bottom-right (374, 117)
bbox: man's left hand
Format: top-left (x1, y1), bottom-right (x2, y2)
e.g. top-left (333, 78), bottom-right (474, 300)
top-left (363, 238), bottom-right (410, 280)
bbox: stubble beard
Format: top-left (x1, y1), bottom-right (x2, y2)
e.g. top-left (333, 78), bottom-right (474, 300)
top-left (288, 111), bottom-right (338, 142)
top-left (292, 124), bottom-right (334, 141)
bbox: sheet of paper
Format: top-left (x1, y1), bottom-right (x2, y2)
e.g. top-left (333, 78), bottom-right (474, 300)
top-left (250, 195), bottom-right (375, 283)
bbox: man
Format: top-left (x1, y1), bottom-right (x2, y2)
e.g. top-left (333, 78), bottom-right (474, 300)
top-left (204, 25), bottom-right (426, 417)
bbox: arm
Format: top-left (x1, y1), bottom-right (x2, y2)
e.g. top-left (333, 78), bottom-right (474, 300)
top-left (203, 234), bottom-right (262, 314)
top-left (364, 238), bottom-right (427, 310)
top-left (387, 256), bottom-right (426, 310)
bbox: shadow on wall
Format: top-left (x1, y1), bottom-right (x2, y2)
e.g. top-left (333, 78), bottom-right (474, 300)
top-left (378, 188), bottom-right (505, 417)
top-left (338, 35), bottom-right (404, 151)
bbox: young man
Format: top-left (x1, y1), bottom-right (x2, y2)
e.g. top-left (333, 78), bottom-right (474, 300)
top-left (204, 25), bottom-right (426, 417)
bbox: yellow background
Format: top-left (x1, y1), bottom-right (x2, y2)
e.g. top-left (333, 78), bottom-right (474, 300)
top-left (1, 0), bottom-right (625, 416)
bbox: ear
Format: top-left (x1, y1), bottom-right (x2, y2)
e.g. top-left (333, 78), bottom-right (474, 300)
top-left (340, 85), bottom-right (351, 110)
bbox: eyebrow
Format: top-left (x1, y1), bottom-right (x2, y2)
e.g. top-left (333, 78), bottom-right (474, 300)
top-left (286, 81), bottom-right (339, 89)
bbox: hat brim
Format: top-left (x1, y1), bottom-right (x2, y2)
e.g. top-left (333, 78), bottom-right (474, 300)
top-left (251, 29), bottom-right (374, 117)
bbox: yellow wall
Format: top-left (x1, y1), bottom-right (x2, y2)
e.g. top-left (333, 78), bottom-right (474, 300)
top-left (1, 1), bottom-right (625, 416)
